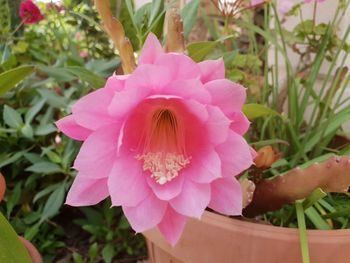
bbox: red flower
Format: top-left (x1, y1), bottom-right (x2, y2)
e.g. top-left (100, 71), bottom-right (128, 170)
top-left (19, 0), bottom-right (44, 25)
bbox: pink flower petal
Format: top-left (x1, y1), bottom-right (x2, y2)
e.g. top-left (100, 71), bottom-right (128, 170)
top-left (74, 124), bottom-right (120, 178)
top-left (155, 53), bottom-right (200, 80)
top-left (216, 131), bottom-right (253, 177)
top-left (104, 75), bottom-right (129, 92)
top-left (198, 58), bottom-right (225, 83)
top-left (139, 33), bottom-right (164, 64)
top-left (72, 88), bottom-right (117, 130)
top-left (126, 64), bottom-right (172, 91)
top-left (66, 174), bottom-right (109, 206)
top-left (182, 99), bottom-right (209, 123)
top-left (108, 64), bottom-right (172, 118)
top-left (206, 106), bottom-right (231, 145)
top-left (163, 79), bottom-right (211, 104)
top-left (158, 206), bottom-right (187, 246)
top-left (55, 115), bottom-right (92, 141)
top-left (170, 180), bottom-right (210, 218)
top-left (186, 149), bottom-right (222, 183)
top-left (229, 111), bottom-right (250, 135)
top-left (108, 156), bottom-right (150, 207)
top-left (204, 79), bottom-right (246, 116)
top-left (123, 193), bottom-right (167, 233)
top-left (209, 177), bottom-right (242, 215)
top-left (108, 86), bottom-right (150, 119)
top-left (250, 0), bottom-right (265, 6)
top-left (147, 175), bottom-right (184, 201)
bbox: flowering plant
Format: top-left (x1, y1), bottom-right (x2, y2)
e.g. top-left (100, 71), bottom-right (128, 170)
top-left (57, 31), bottom-right (254, 245)
top-left (1, 0), bottom-right (350, 261)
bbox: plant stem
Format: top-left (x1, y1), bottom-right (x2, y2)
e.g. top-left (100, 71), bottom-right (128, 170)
top-left (296, 201), bottom-right (310, 263)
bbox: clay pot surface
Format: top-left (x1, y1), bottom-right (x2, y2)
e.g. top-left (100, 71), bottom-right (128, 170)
top-left (144, 211), bottom-right (350, 263)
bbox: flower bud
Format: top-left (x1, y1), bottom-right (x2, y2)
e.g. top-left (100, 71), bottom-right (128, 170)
top-left (254, 146), bottom-right (280, 169)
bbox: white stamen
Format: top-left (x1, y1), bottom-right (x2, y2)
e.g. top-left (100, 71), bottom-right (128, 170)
top-left (136, 152), bottom-right (191, 184)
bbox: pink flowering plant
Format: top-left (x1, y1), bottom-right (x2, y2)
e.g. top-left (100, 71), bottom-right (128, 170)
top-left (57, 32), bottom-right (254, 245)
top-left (2, 0), bottom-right (350, 261)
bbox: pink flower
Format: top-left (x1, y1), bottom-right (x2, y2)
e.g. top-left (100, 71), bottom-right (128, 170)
top-left (79, 51), bottom-right (88, 58)
top-left (19, 0), bottom-right (44, 25)
top-left (278, 0), bottom-right (295, 14)
top-left (251, 0), bottom-right (266, 6)
top-left (46, 2), bottom-right (64, 12)
top-left (56, 33), bottom-right (254, 245)
top-left (304, 0), bottom-right (325, 3)
top-left (279, 0), bottom-right (326, 14)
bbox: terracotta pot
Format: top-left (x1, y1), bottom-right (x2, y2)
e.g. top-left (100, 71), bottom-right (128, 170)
top-left (143, 211), bottom-right (350, 263)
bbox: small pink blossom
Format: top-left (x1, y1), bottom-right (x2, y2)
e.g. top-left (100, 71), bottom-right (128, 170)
top-left (250, 0), bottom-right (266, 6)
top-left (279, 0), bottom-right (326, 14)
top-left (56, 33), bottom-right (254, 245)
top-left (46, 2), bottom-right (64, 12)
top-left (79, 51), bottom-right (88, 58)
top-left (75, 32), bottom-right (82, 41)
top-left (19, 0), bottom-right (44, 25)
top-left (304, 0), bottom-right (325, 3)
top-left (278, 0), bottom-right (294, 14)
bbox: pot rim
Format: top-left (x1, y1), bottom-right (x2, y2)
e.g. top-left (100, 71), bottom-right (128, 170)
top-left (203, 210), bottom-right (350, 238)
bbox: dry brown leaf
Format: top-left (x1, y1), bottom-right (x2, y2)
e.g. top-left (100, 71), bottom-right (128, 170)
top-left (94, 0), bottom-right (136, 74)
top-left (165, 8), bottom-right (185, 53)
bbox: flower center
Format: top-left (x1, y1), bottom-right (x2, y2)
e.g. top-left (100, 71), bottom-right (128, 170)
top-left (135, 108), bottom-right (191, 184)
top-left (136, 152), bottom-right (190, 184)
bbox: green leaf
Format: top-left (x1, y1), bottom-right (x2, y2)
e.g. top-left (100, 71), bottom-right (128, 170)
top-left (242, 103), bottom-right (280, 120)
top-left (3, 105), bottom-right (23, 129)
top-left (33, 183), bottom-right (61, 203)
top-left (6, 183), bottom-right (22, 218)
top-left (187, 41), bottom-right (217, 62)
top-left (35, 123), bottom-right (57, 136)
top-left (37, 65), bottom-right (75, 83)
top-left (102, 244), bottom-right (115, 263)
top-left (40, 183), bottom-right (66, 223)
top-left (0, 0), bottom-right (11, 35)
top-left (295, 201), bottom-right (310, 263)
top-left (0, 212), bottom-right (32, 263)
top-left (305, 206), bottom-right (331, 230)
top-left (72, 252), bottom-right (84, 263)
top-left (25, 162), bottom-right (62, 174)
top-left (302, 188), bottom-right (327, 210)
top-left (181, 0), bottom-right (199, 39)
top-left (118, 215), bottom-right (130, 230)
top-left (323, 207), bottom-right (350, 219)
top-left (0, 65), bottom-right (34, 96)
top-left (0, 151), bottom-right (25, 169)
top-left (305, 110), bottom-right (350, 153)
top-left (21, 124), bottom-right (34, 139)
top-left (149, 0), bottom-right (163, 27)
top-left (37, 89), bottom-right (67, 108)
top-left (88, 243), bottom-right (98, 262)
top-left (25, 98), bottom-right (46, 124)
top-left (65, 66), bottom-right (106, 88)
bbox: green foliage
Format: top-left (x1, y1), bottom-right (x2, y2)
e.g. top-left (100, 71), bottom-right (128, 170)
top-left (0, 212), bottom-right (32, 263)
top-left (187, 41), bottom-right (218, 62)
top-left (181, 0), bottom-right (199, 39)
top-left (0, 66), bottom-right (34, 96)
top-left (0, 2), bottom-right (145, 262)
top-left (0, 0), bottom-right (11, 35)
top-left (1, 0), bottom-right (350, 261)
